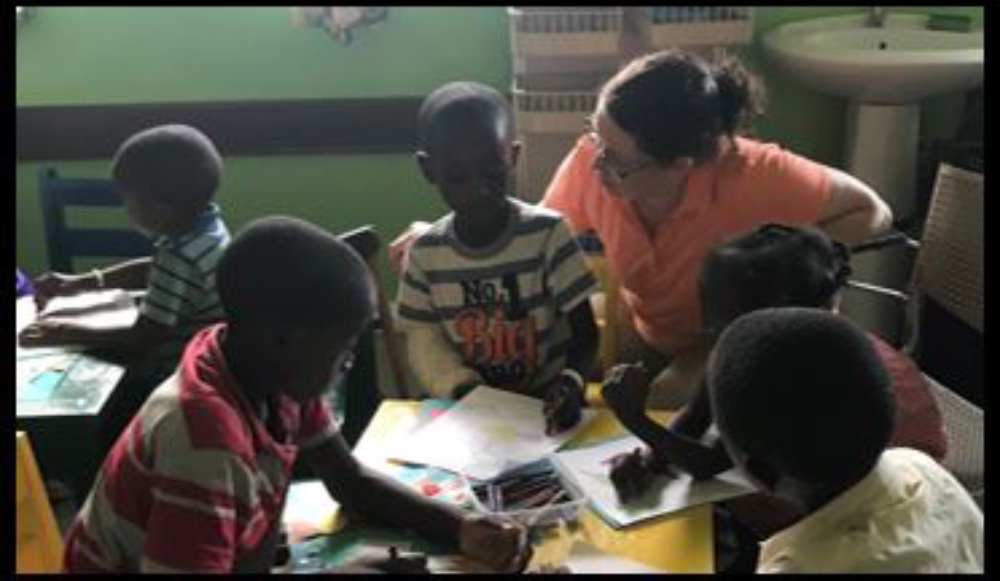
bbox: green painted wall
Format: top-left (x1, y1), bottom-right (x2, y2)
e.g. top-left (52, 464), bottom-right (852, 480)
top-left (16, 6), bottom-right (983, 289)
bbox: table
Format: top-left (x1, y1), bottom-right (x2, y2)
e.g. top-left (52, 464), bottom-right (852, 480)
top-left (285, 399), bottom-right (714, 573)
top-left (15, 295), bottom-right (133, 496)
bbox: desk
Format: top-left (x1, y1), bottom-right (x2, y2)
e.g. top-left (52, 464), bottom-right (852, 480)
top-left (287, 400), bottom-right (714, 573)
top-left (16, 296), bottom-right (132, 496)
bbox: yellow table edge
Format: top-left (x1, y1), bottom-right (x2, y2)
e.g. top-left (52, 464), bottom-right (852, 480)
top-left (355, 400), bottom-right (714, 573)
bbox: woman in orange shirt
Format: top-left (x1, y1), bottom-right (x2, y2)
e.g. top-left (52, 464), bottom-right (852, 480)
top-left (393, 50), bottom-right (892, 408)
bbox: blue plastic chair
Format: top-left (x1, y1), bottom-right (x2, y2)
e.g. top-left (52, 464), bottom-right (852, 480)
top-left (39, 168), bottom-right (154, 273)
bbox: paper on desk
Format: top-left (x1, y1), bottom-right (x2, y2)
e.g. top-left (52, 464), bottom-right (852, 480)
top-left (282, 479), bottom-right (342, 544)
top-left (39, 289), bottom-right (138, 327)
top-left (553, 435), bottom-right (756, 529)
top-left (16, 292), bottom-right (138, 359)
top-left (387, 386), bottom-right (596, 480)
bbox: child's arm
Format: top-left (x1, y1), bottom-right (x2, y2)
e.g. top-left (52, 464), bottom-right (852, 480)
top-left (603, 364), bottom-right (731, 479)
top-left (543, 299), bottom-right (598, 434)
top-left (541, 218), bottom-right (602, 434)
top-left (563, 299), bottom-right (599, 382)
top-left (32, 257), bottom-right (152, 309)
top-left (299, 434), bottom-right (531, 572)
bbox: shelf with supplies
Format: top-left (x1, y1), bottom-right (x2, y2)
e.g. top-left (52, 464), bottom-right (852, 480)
top-left (508, 7), bottom-right (624, 58)
top-left (646, 6), bottom-right (754, 48)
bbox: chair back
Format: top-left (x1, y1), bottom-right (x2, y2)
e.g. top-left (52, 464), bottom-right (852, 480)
top-left (908, 163), bottom-right (984, 343)
top-left (336, 226), bottom-right (413, 446)
top-left (16, 431), bottom-right (64, 573)
top-left (922, 373), bottom-right (984, 508)
top-left (39, 167), bottom-right (154, 273)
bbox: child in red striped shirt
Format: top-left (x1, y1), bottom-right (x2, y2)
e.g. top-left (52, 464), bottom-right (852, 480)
top-left (63, 216), bottom-right (530, 573)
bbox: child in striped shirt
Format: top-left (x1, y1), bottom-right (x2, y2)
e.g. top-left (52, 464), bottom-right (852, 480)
top-left (397, 81), bottom-right (599, 435)
top-left (63, 216), bottom-right (530, 573)
top-left (20, 124), bottom-right (232, 455)
top-left (21, 124), bottom-right (229, 372)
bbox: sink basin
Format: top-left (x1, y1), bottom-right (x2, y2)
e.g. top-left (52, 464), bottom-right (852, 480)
top-left (762, 12), bottom-right (983, 103)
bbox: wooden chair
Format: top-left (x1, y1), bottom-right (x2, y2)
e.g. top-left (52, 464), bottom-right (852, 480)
top-left (331, 226), bottom-right (410, 447)
top-left (16, 431), bottom-right (64, 573)
top-left (39, 168), bottom-right (154, 273)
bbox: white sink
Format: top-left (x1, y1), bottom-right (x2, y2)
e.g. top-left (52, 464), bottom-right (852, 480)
top-left (762, 12), bottom-right (983, 103)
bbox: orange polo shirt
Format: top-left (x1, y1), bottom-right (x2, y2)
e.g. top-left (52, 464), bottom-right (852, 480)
top-left (541, 135), bottom-right (831, 354)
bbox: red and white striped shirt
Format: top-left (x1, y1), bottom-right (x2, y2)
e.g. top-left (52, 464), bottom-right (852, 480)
top-left (64, 323), bottom-right (339, 573)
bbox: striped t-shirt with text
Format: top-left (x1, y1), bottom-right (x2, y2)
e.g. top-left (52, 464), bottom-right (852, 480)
top-left (397, 199), bottom-right (599, 396)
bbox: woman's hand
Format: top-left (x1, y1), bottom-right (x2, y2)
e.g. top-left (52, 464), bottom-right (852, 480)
top-left (458, 514), bottom-right (532, 573)
top-left (388, 221), bottom-right (432, 272)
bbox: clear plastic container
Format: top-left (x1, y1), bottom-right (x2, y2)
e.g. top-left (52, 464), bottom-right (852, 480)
top-left (469, 457), bottom-right (587, 528)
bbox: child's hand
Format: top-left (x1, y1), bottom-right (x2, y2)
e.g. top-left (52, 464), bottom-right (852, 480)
top-left (388, 221), bottom-right (432, 272)
top-left (601, 363), bottom-right (651, 424)
top-left (608, 447), bottom-right (664, 503)
top-left (458, 514), bottom-right (532, 573)
top-left (19, 319), bottom-right (76, 347)
top-left (543, 373), bottom-right (584, 436)
top-left (32, 272), bottom-right (89, 311)
top-left (339, 546), bottom-right (430, 574)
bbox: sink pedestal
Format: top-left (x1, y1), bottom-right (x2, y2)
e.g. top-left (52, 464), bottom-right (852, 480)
top-left (839, 102), bottom-right (920, 343)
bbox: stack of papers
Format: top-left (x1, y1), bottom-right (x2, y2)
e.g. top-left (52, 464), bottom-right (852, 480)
top-left (553, 435), bottom-right (757, 528)
top-left (387, 386), bottom-right (597, 480)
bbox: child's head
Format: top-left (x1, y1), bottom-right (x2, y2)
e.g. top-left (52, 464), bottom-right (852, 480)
top-left (415, 81), bottom-right (518, 219)
top-left (216, 216), bottom-right (375, 403)
top-left (707, 307), bottom-right (895, 505)
top-left (698, 223), bottom-right (852, 342)
top-left (111, 124), bottom-right (223, 237)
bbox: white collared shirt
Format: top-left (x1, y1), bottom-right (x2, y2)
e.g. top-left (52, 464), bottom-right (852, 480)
top-left (758, 448), bottom-right (983, 573)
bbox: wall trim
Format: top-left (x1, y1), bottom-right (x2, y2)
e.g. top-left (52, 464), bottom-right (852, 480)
top-left (16, 97), bottom-right (424, 161)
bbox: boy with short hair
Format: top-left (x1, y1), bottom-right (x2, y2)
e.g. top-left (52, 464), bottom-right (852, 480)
top-left (397, 81), bottom-right (599, 434)
top-left (707, 308), bottom-right (982, 573)
top-left (63, 216), bottom-right (530, 573)
top-left (20, 124), bottom-right (230, 378)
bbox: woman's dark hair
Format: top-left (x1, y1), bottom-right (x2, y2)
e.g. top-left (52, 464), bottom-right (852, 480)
top-left (698, 223), bottom-right (852, 341)
top-left (600, 50), bottom-right (766, 163)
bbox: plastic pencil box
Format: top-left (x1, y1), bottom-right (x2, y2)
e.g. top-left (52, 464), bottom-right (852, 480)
top-left (468, 457), bottom-right (587, 528)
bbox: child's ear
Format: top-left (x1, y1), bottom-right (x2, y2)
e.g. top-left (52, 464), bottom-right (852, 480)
top-left (415, 151), bottom-right (436, 185)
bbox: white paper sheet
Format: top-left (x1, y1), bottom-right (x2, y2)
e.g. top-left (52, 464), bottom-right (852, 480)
top-left (16, 292), bottom-right (139, 359)
top-left (387, 386), bottom-right (597, 480)
top-left (553, 435), bottom-right (757, 529)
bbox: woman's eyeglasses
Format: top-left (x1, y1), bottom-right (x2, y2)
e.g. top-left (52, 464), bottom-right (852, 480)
top-left (585, 130), bottom-right (662, 185)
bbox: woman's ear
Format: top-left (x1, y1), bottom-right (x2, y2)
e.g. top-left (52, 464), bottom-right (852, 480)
top-left (415, 151), bottom-right (436, 185)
